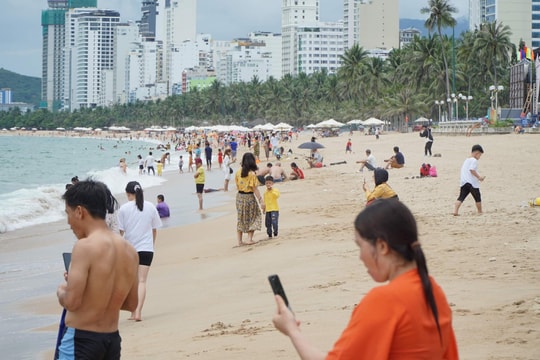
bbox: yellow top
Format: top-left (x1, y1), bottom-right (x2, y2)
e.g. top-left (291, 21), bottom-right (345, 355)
top-left (195, 166), bottom-right (205, 184)
top-left (365, 183), bottom-right (397, 202)
top-left (235, 170), bottom-right (258, 192)
top-left (264, 188), bottom-right (280, 212)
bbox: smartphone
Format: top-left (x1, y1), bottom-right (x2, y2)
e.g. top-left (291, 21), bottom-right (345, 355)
top-left (62, 252), bottom-right (71, 272)
top-left (268, 274), bottom-right (291, 310)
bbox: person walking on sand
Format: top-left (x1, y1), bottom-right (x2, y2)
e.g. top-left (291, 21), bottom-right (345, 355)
top-left (345, 138), bottom-right (352, 154)
top-left (57, 180), bottom-right (139, 359)
top-left (117, 181), bottom-right (162, 322)
top-left (235, 152), bottom-right (264, 246)
top-left (223, 148), bottom-right (235, 192)
top-left (263, 176), bottom-right (280, 239)
top-left (272, 200), bottom-right (459, 359)
top-left (194, 158), bottom-right (205, 210)
top-left (453, 144), bottom-right (486, 216)
top-left (204, 141), bottom-right (213, 170)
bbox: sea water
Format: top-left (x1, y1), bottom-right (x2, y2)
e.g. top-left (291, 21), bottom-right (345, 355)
top-left (0, 135), bottom-right (231, 359)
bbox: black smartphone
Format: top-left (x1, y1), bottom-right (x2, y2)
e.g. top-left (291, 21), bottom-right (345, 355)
top-left (62, 252), bottom-right (71, 272)
top-left (268, 274), bottom-right (291, 310)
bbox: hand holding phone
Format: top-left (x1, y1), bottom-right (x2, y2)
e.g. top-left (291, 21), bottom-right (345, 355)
top-left (268, 274), bottom-right (291, 311)
top-left (62, 252), bottom-right (71, 272)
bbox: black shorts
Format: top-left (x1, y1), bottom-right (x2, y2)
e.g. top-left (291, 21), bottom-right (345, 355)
top-left (57, 327), bottom-right (121, 360)
top-left (196, 183), bottom-right (204, 194)
top-left (457, 183), bottom-right (481, 202)
top-left (139, 164), bottom-right (144, 170)
top-left (138, 251), bottom-right (154, 266)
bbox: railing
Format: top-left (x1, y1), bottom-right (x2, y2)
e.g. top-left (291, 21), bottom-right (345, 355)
top-left (433, 120), bottom-right (513, 135)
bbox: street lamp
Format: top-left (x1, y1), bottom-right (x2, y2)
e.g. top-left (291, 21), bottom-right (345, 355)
top-left (459, 94), bottom-right (473, 120)
top-left (434, 100), bottom-right (444, 122)
top-left (448, 93), bottom-right (458, 120)
top-left (489, 85), bottom-right (504, 121)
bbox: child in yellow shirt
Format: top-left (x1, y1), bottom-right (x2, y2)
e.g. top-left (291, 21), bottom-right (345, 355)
top-left (156, 160), bottom-right (163, 176)
top-left (263, 176), bottom-right (280, 238)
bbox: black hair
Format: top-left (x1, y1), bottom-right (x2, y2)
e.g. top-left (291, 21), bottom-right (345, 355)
top-left (472, 144), bottom-right (484, 153)
top-left (366, 149), bottom-right (371, 154)
top-left (157, 194), bottom-right (165, 201)
top-left (265, 176), bottom-right (274, 182)
top-left (354, 200), bottom-right (442, 340)
top-left (291, 162), bottom-right (298, 168)
top-left (393, 146), bottom-right (399, 152)
top-left (62, 179), bottom-right (109, 220)
top-left (374, 168), bottom-right (389, 186)
top-left (240, 152), bottom-right (258, 177)
top-left (105, 187), bottom-right (119, 214)
top-left (125, 181), bottom-right (145, 211)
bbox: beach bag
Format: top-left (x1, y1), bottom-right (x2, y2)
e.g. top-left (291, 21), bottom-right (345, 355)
top-left (429, 165), bottom-right (437, 177)
top-left (420, 163), bottom-right (431, 177)
top-left (229, 167), bottom-right (233, 174)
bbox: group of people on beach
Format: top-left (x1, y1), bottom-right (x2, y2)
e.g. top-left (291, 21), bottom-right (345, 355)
top-left (55, 126), bottom-right (489, 359)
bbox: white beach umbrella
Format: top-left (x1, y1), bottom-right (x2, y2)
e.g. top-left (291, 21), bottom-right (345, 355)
top-left (362, 117), bottom-right (385, 126)
top-left (414, 117), bottom-right (430, 123)
top-left (315, 119), bottom-right (346, 128)
top-left (347, 119), bottom-right (364, 125)
top-left (274, 122), bottom-right (293, 131)
top-left (260, 123), bottom-right (275, 131)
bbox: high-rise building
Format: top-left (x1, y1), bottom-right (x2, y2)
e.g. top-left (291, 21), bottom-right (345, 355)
top-left (113, 21), bottom-right (140, 104)
top-left (140, 0), bottom-right (158, 40)
top-left (159, 0), bottom-right (197, 92)
top-left (41, 0), bottom-right (97, 111)
top-left (281, 0), bottom-right (319, 76)
top-left (357, 0), bottom-right (399, 50)
top-left (0, 88), bottom-right (12, 104)
top-left (295, 22), bottom-right (344, 75)
top-left (469, 0), bottom-right (533, 47)
top-left (343, 0), bottom-right (360, 50)
top-left (63, 9), bottom-right (120, 111)
top-left (249, 32), bottom-right (283, 80)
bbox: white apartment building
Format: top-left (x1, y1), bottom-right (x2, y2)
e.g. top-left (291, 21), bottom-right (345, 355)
top-left (281, 0), bottom-right (319, 76)
top-left (63, 9), bottom-right (120, 111)
top-left (400, 27), bottom-right (421, 48)
top-left (358, 0), bottom-right (399, 50)
top-left (469, 0), bottom-right (533, 47)
top-left (296, 21), bottom-right (344, 75)
top-left (41, 0), bottom-right (97, 111)
top-left (217, 42), bottom-right (271, 85)
top-left (343, 0), bottom-right (360, 50)
top-left (113, 22), bottom-right (139, 104)
top-left (158, 0), bottom-right (197, 93)
top-left (249, 31), bottom-right (283, 80)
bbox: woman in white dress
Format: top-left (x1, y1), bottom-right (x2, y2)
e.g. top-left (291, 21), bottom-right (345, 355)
top-left (223, 148), bottom-right (235, 191)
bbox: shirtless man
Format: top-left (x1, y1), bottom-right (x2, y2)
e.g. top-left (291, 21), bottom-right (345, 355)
top-left (57, 180), bottom-right (139, 359)
top-left (257, 162), bottom-right (273, 184)
top-left (269, 162), bottom-right (288, 182)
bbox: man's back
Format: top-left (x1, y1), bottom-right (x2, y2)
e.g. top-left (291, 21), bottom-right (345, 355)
top-left (63, 228), bottom-right (138, 332)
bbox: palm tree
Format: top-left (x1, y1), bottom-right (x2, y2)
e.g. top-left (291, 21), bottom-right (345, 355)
top-left (421, 0), bottom-right (457, 117)
top-left (337, 44), bottom-right (369, 103)
top-left (474, 20), bottom-right (513, 89)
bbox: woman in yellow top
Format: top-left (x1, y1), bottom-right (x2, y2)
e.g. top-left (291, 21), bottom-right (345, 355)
top-left (363, 168), bottom-right (398, 206)
top-left (235, 152), bottom-right (264, 246)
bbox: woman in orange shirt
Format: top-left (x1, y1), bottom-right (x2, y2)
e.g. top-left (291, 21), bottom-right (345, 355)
top-left (272, 199), bottom-right (459, 359)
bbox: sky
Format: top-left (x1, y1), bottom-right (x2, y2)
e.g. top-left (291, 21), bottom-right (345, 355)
top-left (0, 0), bottom-right (469, 78)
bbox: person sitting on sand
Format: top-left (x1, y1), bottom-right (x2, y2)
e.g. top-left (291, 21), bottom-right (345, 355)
top-left (307, 149), bottom-right (323, 168)
top-left (384, 146), bottom-right (405, 169)
top-left (356, 149), bottom-right (377, 172)
top-left (289, 162), bottom-right (304, 180)
top-left (269, 162), bottom-right (288, 182)
top-left (363, 168), bottom-right (398, 206)
top-left (257, 162), bottom-right (273, 184)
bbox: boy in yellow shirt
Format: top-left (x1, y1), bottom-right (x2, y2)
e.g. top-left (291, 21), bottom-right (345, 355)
top-left (194, 158), bottom-right (205, 210)
top-left (263, 176), bottom-right (280, 238)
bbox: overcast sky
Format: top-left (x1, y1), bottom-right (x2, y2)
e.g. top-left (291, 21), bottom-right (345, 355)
top-left (0, 0), bottom-right (468, 77)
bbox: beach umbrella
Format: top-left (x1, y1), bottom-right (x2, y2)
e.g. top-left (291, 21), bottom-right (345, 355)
top-left (347, 119), bottom-right (364, 125)
top-left (315, 119), bottom-right (346, 128)
top-left (362, 117), bottom-right (384, 126)
top-left (298, 142), bottom-right (325, 150)
top-left (414, 117), bottom-right (430, 123)
top-left (274, 122), bottom-right (293, 131)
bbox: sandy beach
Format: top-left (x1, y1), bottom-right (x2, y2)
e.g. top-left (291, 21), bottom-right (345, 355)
top-left (10, 129), bottom-right (539, 359)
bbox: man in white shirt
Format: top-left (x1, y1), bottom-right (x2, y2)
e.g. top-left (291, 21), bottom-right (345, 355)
top-left (453, 145), bottom-right (485, 216)
top-left (145, 152), bottom-right (155, 175)
top-left (357, 149), bottom-right (377, 172)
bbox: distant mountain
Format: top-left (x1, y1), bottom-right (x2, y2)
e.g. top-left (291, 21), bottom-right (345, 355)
top-left (400, 17), bottom-right (470, 38)
top-left (0, 68), bottom-right (41, 107)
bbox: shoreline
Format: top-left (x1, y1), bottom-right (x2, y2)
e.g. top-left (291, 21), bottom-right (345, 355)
top-left (2, 131), bottom-right (539, 359)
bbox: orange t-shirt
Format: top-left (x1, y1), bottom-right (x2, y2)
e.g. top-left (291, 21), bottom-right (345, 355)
top-left (326, 269), bottom-right (458, 360)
